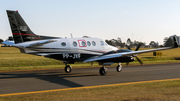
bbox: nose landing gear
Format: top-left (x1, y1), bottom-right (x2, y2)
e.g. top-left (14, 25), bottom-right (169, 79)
top-left (116, 63), bottom-right (122, 72)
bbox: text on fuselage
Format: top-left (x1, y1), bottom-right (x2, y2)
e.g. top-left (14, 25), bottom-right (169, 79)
top-left (63, 53), bottom-right (81, 59)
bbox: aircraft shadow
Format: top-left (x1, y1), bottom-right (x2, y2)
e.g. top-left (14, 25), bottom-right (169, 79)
top-left (0, 71), bottom-right (99, 87)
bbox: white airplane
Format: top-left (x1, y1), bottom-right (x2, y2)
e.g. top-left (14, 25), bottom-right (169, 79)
top-left (3, 10), bottom-right (179, 76)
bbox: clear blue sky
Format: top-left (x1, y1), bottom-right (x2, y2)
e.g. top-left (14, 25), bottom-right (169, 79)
top-left (1, 0), bottom-right (180, 45)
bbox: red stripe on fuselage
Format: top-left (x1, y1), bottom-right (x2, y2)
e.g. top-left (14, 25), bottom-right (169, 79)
top-left (13, 33), bottom-right (36, 36)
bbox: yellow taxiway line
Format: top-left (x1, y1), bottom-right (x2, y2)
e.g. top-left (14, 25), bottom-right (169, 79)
top-left (0, 78), bottom-right (180, 97)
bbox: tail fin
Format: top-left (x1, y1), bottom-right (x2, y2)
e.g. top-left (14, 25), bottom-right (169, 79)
top-left (7, 10), bottom-right (60, 44)
top-left (6, 10), bottom-right (41, 44)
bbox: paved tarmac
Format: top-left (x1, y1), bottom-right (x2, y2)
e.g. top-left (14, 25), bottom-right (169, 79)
top-left (1, 63), bottom-right (180, 95)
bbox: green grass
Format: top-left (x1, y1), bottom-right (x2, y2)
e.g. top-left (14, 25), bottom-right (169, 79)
top-left (1, 80), bottom-right (180, 101)
top-left (1, 47), bottom-right (180, 71)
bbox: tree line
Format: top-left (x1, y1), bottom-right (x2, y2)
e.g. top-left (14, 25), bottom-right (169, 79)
top-left (105, 37), bottom-right (175, 48)
top-left (105, 37), bottom-right (146, 48)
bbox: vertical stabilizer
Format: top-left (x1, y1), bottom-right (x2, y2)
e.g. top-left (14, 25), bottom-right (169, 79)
top-left (6, 10), bottom-right (40, 44)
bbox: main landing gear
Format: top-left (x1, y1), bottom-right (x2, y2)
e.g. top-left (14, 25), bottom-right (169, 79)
top-left (99, 63), bottom-right (122, 76)
top-left (64, 65), bottom-right (72, 73)
top-left (99, 66), bottom-right (107, 76)
top-left (64, 62), bottom-right (74, 73)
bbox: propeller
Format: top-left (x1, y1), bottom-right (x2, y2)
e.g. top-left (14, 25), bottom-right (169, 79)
top-left (127, 43), bottom-right (143, 65)
top-left (135, 43), bottom-right (142, 51)
top-left (135, 56), bottom-right (143, 65)
top-left (126, 45), bottom-right (132, 50)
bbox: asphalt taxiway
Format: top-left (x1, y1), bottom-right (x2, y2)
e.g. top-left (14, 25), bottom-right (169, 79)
top-left (0, 63), bottom-right (180, 95)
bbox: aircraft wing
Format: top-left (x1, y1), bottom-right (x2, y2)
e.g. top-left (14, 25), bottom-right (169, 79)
top-left (83, 40), bottom-right (178, 63)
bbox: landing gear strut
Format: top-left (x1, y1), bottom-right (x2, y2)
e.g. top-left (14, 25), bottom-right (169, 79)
top-left (116, 63), bottom-right (122, 72)
top-left (99, 66), bottom-right (107, 76)
top-left (64, 65), bottom-right (72, 73)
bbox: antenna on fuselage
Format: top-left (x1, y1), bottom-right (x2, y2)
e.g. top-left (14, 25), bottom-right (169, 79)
top-left (70, 33), bottom-right (73, 38)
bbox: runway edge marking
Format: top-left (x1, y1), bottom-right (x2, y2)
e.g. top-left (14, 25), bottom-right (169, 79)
top-left (1, 78), bottom-right (180, 97)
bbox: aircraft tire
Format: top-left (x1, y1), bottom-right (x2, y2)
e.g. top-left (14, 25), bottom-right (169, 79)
top-left (116, 65), bottom-right (122, 72)
top-left (65, 65), bottom-right (72, 73)
top-left (99, 67), bottom-right (107, 76)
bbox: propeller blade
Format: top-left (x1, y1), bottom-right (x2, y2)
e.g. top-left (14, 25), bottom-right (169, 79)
top-left (135, 56), bottom-right (143, 65)
top-left (126, 45), bottom-right (132, 50)
top-left (135, 43), bottom-right (142, 51)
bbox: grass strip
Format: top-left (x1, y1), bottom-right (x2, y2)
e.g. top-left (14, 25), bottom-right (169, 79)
top-left (1, 78), bottom-right (180, 101)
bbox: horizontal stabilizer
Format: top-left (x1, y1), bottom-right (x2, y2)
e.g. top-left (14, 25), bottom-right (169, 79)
top-left (2, 41), bottom-right (15, 45)
top-left (5, 39), bottom-right (56, 48)
top-left (22, 39), bottom-right (56, 48)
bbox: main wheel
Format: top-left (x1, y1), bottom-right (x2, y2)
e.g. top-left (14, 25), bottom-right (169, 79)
top-left (116, 65), bottom-right (122, 72)
top-left (99, 67), bottom-right (107, 76)
top-left (65, 65), bottom-right (72, 73)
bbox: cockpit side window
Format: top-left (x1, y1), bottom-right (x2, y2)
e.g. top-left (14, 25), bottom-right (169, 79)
top-left (100, 41), bottom-right (104, 46)
top-left (104, 41), bottom-right (108, 45)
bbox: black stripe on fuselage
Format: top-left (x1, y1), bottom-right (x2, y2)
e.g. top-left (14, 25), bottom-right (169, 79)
top-left (25, 48), bottom-right (106, 62)
top-left (27, 48), bottom-right (106, 54)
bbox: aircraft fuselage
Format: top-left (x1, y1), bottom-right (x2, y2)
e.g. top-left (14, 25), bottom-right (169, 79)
top-left (21, 37), bottom-right (123, 63)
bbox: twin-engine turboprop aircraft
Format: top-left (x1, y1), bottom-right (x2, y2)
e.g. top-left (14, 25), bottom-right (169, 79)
top-left (3, 10), bottom-right (179, 75)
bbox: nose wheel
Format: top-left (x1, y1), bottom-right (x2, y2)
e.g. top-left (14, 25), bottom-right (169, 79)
top-left (65, 65), bottom-right (72, 73)
top-left (99, 66), bottom-right (107, 76)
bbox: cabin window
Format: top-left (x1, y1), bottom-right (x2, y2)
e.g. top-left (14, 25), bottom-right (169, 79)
top-left (92, 41), bottom-right (96, 46)
top-left (61, 42), bottom-right (66, 46)
top-left (82, 41), bottom-right (86, 46)
top-left (87, 41), bottom-right (91, 46)
top-left (78, 40), bottom-right (87, 47)
top-left (100, 41), bottom-right (104, 46)
top-left (73, 41), bottom-right (77, 47)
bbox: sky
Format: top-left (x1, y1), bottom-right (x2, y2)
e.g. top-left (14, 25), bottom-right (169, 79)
top-left (1, 0), bottom-right (180, 45)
